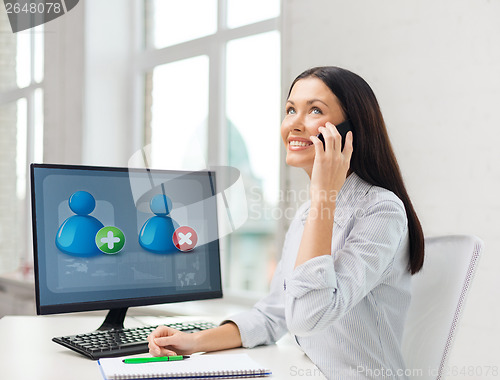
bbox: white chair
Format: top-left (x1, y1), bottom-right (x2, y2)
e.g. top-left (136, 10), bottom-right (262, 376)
top-left (401, 235), bottom-right (483, 380)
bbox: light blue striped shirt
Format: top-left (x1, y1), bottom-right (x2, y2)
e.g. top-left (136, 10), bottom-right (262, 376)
top-left (227, 173), bottom-right (411, 379)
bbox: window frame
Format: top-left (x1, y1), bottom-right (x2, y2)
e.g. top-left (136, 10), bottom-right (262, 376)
top-left (0, 26), bottom-right (44, 272)
top-left (133, 0), bottom-right (282, 300)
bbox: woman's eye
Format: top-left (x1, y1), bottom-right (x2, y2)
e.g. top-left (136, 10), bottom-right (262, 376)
top-left (311, 107), bottom-right (322, 115)
top-left (286, 107), bottom-right (296, 115)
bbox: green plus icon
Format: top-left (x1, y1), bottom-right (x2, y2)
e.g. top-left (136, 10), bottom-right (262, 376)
top-left (95, 226), bottom-right (125, 254)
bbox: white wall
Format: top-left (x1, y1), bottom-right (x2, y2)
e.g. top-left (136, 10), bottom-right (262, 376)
top-left (282, 0), bottom-right (500, 376)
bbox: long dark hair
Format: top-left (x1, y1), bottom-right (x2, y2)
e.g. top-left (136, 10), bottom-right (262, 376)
top-left (289, 66), bottom-right (424, 274)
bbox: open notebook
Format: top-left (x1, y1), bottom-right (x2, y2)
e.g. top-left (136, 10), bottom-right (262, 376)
top-left (98, 353), bottom-right (272, 379)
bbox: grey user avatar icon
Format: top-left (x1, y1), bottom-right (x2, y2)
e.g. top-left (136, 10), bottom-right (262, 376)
top-left (128, 144), bottom-right (248, 247)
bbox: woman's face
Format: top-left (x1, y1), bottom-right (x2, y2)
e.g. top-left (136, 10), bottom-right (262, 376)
top-left (281, 77), bottom-right (346, 176)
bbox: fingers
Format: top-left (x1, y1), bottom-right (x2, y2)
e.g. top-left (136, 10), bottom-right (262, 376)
top-left (317, 126), bottom-right (334, 152)
top-left (148, 336), bottom-right (178, 357)
top-left (310, 134), bottom-right (324, 157)
top-left (147, 326), bottom-right (178, 357)
top-left (318, 122), bottom-right (349, 154)
top-left (343, 131), bottom-right (354, 158)
top-left (153, 336), bottom-right (176, 347)
top-left (148, 336), bottom-right (177, 357)
top-left (148, 325), bottom-right (174, 343)
top-left (154, 346), bottom-right (177, 357)
top-left (149, 338), bottom-right (170, 356)
top-left (326, 122), bottom-right (342, 152)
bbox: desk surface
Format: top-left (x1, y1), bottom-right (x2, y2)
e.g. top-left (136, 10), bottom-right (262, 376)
top-left (0, 315), bottom-right (326, 380)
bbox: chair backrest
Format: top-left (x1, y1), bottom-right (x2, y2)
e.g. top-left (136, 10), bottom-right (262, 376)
top-left (401, 235), bottom-right (483, 380)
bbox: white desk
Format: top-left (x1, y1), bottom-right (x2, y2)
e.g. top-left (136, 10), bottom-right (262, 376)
top-left (0, 315), bottom-right (326, 379)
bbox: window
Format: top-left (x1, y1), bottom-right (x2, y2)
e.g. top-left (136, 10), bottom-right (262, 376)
top-left (0, 13), bottom-right (44, 274)
top-left (140, 0), bottom-right (281, 295)
top-left (225, 32), bottom-right (281, 292)
top-left (148, 55), bottom-right (209, 170)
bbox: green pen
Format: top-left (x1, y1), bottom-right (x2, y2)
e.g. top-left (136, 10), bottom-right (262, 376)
top-left (123, 355), bottom-right (190, 364)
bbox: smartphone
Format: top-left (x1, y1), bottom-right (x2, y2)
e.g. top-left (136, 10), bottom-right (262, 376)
top-left (317, 120), bottom-right (353, 150)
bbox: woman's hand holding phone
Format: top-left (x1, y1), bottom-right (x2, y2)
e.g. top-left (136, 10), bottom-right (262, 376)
top-left (295, 122), bottom-right (353, 268)
top-left (309, 122), bottom-right (353, 206)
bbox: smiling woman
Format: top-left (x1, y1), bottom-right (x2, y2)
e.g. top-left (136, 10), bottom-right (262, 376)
top-left (281, 77), bottom-right (347, 176)
top-left (147, 66), bottom-right (425, 380)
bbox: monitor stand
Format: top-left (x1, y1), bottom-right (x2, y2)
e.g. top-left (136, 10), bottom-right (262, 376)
top-left (97, 307), bottom-right (129, 331)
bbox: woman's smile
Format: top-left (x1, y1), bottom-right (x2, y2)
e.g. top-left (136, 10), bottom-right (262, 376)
top-left (288, 136), bottom-right (314, 150)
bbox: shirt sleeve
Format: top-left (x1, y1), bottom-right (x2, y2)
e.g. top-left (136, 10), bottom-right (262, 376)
top-left (284, 199), bottom-right (408, 336)
top-left (221, 203), bottom-right (312, 348)
top-left (221, 259), bottom-right (288, 348)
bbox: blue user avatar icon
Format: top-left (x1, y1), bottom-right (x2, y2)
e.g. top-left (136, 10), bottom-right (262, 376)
top-left (139, 194), bottom-right (179, 254)
top-left (55, 191), bottom-right (104, 257)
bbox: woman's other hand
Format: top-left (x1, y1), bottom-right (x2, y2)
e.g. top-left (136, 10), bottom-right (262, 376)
top-left (147, 326), bottom-right (198, 356)
top-left (147, 322), bottom-right (242, 357)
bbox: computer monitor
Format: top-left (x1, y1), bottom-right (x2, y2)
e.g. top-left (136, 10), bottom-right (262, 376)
top-left (30, 163), bottom-right (222, 330)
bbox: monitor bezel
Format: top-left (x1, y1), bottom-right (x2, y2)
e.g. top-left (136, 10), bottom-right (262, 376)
top-left (30, 163), bottom-right (223, 316)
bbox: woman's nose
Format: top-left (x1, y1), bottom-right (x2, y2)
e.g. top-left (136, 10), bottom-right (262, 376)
top-left (287, 116), bottom-right (305, 132)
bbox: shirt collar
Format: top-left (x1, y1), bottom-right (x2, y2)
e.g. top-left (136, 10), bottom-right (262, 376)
top-left (335, 172), bottom-right (373, 211)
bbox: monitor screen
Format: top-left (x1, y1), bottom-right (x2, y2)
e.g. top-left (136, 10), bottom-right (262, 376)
top-left (30, 163), bottom-right (222, 319)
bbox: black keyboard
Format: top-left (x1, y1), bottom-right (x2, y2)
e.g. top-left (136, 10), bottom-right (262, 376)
top-left (52, 321), bottom-right (217, 360)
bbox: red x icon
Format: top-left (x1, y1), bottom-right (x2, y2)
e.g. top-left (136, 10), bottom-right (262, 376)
top-left (172, 226), bottom-right (198, 252)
